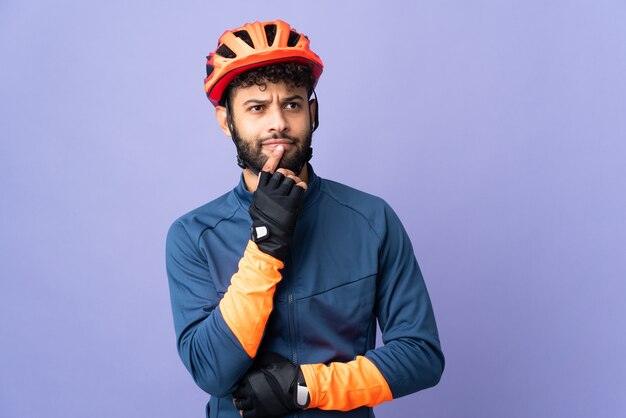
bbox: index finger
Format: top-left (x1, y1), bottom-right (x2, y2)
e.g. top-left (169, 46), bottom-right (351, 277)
top-left (261, 145), bottom-right (285, 174)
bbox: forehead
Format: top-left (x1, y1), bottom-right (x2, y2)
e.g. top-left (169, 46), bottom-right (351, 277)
top-left (230, 81), bottom-right (308, 104)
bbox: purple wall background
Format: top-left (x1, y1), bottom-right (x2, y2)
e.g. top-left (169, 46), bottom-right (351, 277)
top-left (1, 1), bottom-right (625, 417)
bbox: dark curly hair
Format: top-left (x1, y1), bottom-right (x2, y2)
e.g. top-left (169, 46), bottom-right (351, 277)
top-left (221, 62), bottom-right (315, 106)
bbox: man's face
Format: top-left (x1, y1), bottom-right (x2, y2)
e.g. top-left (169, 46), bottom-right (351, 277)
top-left (218, 81), bottom-right (315, 174)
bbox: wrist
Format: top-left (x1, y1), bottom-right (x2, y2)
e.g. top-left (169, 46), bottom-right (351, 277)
top-left (245, 241), bottom-right (285, 269)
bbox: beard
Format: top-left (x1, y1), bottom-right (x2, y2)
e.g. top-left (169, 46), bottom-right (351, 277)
top-left (231, 126), bottom-right (312, 175)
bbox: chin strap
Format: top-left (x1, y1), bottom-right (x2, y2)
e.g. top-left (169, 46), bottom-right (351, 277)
top-left (295, 148), bottom-right (313, 176)
top-left (236, 154), bottom-right (248, 170)
top-left (296, 90), bottom-right (317, 174)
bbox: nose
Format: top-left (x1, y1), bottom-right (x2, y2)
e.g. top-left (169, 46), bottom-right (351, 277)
top-left (268, 107), bottom-right (289, 134)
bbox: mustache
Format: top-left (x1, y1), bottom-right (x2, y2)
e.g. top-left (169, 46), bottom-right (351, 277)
top-left (258, 134), bottom-right (299, 146)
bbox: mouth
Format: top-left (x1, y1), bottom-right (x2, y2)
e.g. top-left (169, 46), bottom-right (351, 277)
top-left (262, 138), bottom-right (294, 145)
top-left (262, 138), bottom-right (295, 150)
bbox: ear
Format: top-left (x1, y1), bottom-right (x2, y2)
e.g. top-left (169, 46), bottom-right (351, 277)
top-left (308, 98), bottom-right (317, 129)
top-left (215, 105), bottom-right (231, 137)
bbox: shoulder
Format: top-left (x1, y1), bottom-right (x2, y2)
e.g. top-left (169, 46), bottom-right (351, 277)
top-left (319, 178), bottom-right (387, 210)
top-left (167, 190), bottom-right (242, 248)
top-left (317, 178), bottom-right (398, 238)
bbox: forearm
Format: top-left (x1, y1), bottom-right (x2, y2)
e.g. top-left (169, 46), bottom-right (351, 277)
top-left (219, 240), bottom-right (284, 357)
top-left (365, 337), bottom-right (444, 398)
top-left (300, 356), bottom-right (393, 411)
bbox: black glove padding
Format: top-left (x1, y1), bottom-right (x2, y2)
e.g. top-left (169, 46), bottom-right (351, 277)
top-left (233, 352), bottom-right (305, 418)
top-left (249, 171), bottom-right (305, 262)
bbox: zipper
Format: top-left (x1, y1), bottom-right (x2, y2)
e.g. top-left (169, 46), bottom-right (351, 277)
top-left (287, 253), bottom-right (299, 417)
top-left (289, 291), bottom-right (299, 418)
top-left (286, 253), bottom-right (298, 365)
top-left (289, 294), bottom-right (298, 362)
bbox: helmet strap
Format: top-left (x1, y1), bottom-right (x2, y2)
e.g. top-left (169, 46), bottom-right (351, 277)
top-left (225, 99), bottom-right (248, 169)
top-left (298, 89), bottom-right (317, 174)
top-left (310, 89), bottom-right (320, 132)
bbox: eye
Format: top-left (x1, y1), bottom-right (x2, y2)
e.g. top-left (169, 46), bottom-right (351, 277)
top-left (248, 105), bottom-right (265, 112)
top-left (284, 102), bottom-right (301, 110)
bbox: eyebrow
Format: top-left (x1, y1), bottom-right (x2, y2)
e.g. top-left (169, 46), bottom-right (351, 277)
top-left (242, 94), bottom-right (306, 106)
top-left (242, 98), bottom-right (268, 105)
top-left (282, 94), bottom-right (306, 102)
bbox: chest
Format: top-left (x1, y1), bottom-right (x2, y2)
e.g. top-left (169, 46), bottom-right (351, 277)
top-left (200, 204), bottom-right (381, 299)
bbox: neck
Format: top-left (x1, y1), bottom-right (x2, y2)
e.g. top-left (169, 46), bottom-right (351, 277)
top-left (243, 164), bottom-right (310, 192)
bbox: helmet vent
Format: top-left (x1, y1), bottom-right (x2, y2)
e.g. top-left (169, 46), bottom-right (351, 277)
top-left (264, 24), bottom-right (277, 46)
top-left (234, 30), bottom-right (254, 48)
top-left (216, 44), bottom-right (236, 58)
top-left (287, 31), bottom-right (301, 46)
top-left (206, 63), bottom-right (214, 78)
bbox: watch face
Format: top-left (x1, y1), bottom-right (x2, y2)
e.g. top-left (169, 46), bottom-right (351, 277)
top-left (252, 225), bottom-right (269, 241)
top-left (296, 384), bottom-right (310, 407)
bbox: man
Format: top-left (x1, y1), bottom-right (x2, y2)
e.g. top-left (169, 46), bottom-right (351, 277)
top-left (166, 20), bottom-right (444, 418)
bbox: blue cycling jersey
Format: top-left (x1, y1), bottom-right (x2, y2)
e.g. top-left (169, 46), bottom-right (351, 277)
top-left (166, 165), bottom-right (444, 417)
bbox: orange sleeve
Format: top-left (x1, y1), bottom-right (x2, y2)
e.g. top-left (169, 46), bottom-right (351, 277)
top-left (218, 241), bottom-right (283, 358)
top-left (300, 356), bottom-right (393, 411)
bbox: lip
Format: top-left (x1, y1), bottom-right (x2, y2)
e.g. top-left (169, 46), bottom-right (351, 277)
top-left (262, 138), bottom-right (294, 145)
top-left (262, 138), bottom-right (294, 150)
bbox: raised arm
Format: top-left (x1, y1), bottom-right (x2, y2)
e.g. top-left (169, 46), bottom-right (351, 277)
top-left (167, 146), bottom-right (307, 397)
